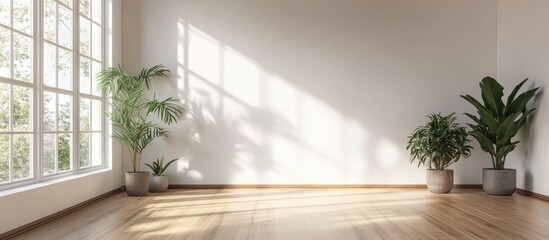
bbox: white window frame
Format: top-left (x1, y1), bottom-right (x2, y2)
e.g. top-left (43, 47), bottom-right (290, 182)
top-left (0, 0), bottom-right (38, 187)
top-left (0, 0), bottom-right (106, 190)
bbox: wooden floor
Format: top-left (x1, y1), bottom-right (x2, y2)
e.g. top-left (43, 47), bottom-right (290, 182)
top-left (10, 188), bottom-right (549, 240)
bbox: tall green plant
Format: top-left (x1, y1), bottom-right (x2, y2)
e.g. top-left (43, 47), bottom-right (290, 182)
top-left (461, 77), bottom-right (538, 170)
top-left (406, 113), bottom-right (472, 170)
top-left (97, 65), bottom-right (185, 172)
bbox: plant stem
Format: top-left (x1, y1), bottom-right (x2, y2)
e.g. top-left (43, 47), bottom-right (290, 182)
top-left (132, 150), bottom-right (138, 172)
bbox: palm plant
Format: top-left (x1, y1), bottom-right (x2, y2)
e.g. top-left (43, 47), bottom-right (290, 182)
top-left (461, 77), bottom-right (538, 170)
top-left (406, 113), bottom-right (472, 170)
top-left (97, 65), bottom-right (185, 172)
top-left (144, 156), bottom-right (178, 176)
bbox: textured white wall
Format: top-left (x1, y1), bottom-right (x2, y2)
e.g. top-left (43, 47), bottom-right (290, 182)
top-left (497, 0), bottom-right (549, 195)
top-left (122, 0), bottom-right (497, 185)
top-left (0, 0), bottom-right (124, 234)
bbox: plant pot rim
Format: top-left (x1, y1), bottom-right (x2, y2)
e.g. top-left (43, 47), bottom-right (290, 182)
top-left (482, 168), bottom-right (516, 171)
top-left (427, 169), bottom-right (453, 171)
top-left (125, 171), bottom-right (150, 174)
top-left (150, 175), bottom-right (168, 177)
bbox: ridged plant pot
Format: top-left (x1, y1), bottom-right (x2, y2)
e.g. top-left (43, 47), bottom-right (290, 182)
top-left (426, 169), bottom-right (454, 194)
top-left (483, 168), bottom-right (516, 195)
top-left (149, 175), bottom-right (169, 192)
top-left (125, 172), bottom-right (150, 196)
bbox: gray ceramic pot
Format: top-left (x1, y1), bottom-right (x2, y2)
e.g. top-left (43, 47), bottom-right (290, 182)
top-left (125, 172), bottom-right (150, 196)
top-left (149, 175), bottom-right (169, 192)
top-left (482, 168), bottom-right (516, 195)
top-left (426, 169), bottom-right (454, 194)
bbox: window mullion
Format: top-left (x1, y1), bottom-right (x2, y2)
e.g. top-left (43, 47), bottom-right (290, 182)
top-left (0, 77), bottom-right (35, 87)
top-left (74, 0), bottom-right (80, 170)
top-left (8, 86), bottom-right (12, 182)
top-left (34, 0), bottom-right (42, 181)
top-left (2, 25), bottom-right (33, 39)
top-left (7, 0), bottom-right (12, 182)
top-left (9, 0), bottom-right (13, 80)
top-left (54, 93), bottom-right (58, 173)
top-left (101, 0), bottom-right (106, 167)
top-left (55, 2), bottom-right (59, 88)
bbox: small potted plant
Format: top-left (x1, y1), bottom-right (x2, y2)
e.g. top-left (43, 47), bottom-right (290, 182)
top-left (98, 65), bottom-right (185, 196)
top-left (145, 156), bottom-right (178, 192)
top-left (406, 113), bottom-right (473, 193)
top-left (461, 77), bottom-right (538, 195)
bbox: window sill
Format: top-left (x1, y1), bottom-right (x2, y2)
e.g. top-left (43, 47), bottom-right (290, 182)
top-left (0, 168), bottom-right (112, 198)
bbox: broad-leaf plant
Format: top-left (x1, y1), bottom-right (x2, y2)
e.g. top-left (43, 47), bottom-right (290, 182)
top-left (461, 77), bottom-right (538, 170)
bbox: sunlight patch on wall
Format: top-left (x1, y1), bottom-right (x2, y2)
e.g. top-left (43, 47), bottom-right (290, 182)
top-left (265, 73), bottom-right (299, 127)
top-left (188, 74), bottom-right (221, 114)
top-left (268, 134), bottom-right (298, 183)
top-left (376, 139), bottom-right (401, 168)
top-left (344, 119), bottom-right (369, 183)
top-left (300, 93), bottom-right (344, 160)
top-left (222, 96), bottom-right (263, 145)
top-left (175, 158), bottom-right (189, 172)
top-left (176, 18), bottom-right (381, 183)
top-left (223, 47), bottom-right (261, 108)
top-left (232, 148), bottom-right (259, 183)
top-left (188, 25), bottom-right (221, 86)
top-left (177, 20), bottom-right (186, 67)
top-left (187, 169), bottom-right (203, 181)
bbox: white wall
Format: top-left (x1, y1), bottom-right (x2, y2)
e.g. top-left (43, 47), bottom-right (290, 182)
top-left (0, 0), bottom-right (123, 234)
top-left (497, 0), bottom-right (549, 195)
top-left (122, 0), bottom-right (497, 185)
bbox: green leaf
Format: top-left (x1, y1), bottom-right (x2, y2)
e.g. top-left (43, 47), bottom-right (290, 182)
top-left (477, 108), bottom-right (499, 133)
top-left (460, 95), bottom-right (491, 116)
top-left (463, 113), bottom-right (482, 125)
top-left (505, 78), bottom-right (528, 114)
top-left (515, 108), bottom-right (536, 131)
top-left (496, 112), bottom-right (519, 142)
top-left (145, 156), bottom-right (178, 175)
top-left (138, 64), bottom-right (171, 89)
top-left (146, 97), bottom-right (185, 124)
top-left (507, 88), bottom-right (539, 115)
top-left (479, 77), bottom-right (505, 118)
top-left (470, 131), bottom-right (494, 154)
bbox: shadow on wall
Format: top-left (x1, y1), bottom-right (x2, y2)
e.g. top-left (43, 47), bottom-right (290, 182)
top-left (166, 19), bottom-right (410, 184)
top-left (130, 0), bottom-right (498, 185)
top-left (522, 85), bottom-right (545, 190)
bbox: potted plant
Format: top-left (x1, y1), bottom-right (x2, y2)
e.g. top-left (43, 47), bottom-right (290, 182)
top-left (145, 156), bottom-right (178, 192)
top-left (98, 65), bottom-right (185, 196)
top-left (461, 76), bottom-right (538, 195)
top-left (406, 113), bottom-right (472, 193)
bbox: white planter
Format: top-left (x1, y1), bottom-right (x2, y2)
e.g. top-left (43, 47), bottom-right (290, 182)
top-left (125, 172), bottom-right (150, 196)
top-left (426, 169), bottom-right (454, 194)
top-left (149, 175), bottom-right (169, 192)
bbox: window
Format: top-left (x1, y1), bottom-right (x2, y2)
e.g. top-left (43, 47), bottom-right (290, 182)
top-left (0, 0), bottom-right (104, 187)
top-left (78, 0), bottom-right (102, 169)
top-left (0, 0), bottom-right (34, 184)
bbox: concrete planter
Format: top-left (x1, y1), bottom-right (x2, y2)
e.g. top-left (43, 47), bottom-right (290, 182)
top-left (482, 168), bottom-right (516, 195)
top-left (125, 172), bottom-right (150, 196)
top-left (426, 169), bottom-right (454, 194)
top-left (149, 175), bottom-right (169, 192)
